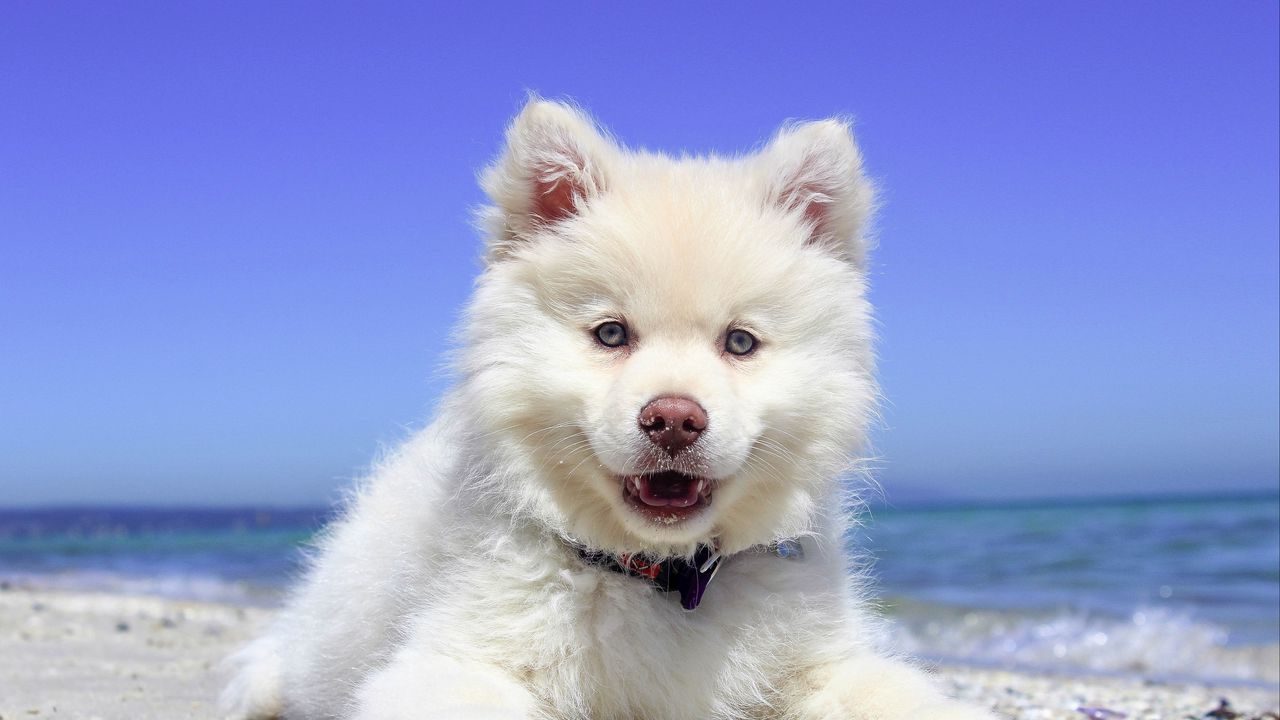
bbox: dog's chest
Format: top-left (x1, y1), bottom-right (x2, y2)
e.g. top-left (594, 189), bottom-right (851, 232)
top-left (495, 559), bottom-right (805, 719)
top-left (443, 540), bottom-right (833, 717)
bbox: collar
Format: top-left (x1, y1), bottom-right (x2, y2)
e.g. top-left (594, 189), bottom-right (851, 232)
top-left (575, 539), bottom-right (804, 611)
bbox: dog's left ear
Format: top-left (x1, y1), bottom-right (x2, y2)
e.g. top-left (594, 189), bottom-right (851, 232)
top-left (480, 98), bottom-right (616, 262)
top-left (761, 119), bottom-right (875, 266)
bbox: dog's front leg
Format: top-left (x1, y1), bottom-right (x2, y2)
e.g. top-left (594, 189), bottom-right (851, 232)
top-left (350, 647), bottom-right (537, 720)
top-left (792, 653), bottom-right (997, 720)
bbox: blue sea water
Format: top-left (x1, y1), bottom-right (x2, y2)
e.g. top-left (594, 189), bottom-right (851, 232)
top-left (857, 495), bottom-right (1280, 685)
top-left (1, 495), bottom-right (1276, 685)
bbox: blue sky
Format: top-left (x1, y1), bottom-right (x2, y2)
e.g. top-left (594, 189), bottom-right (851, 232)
top-left (1, 2), bottom-right (1276, 506)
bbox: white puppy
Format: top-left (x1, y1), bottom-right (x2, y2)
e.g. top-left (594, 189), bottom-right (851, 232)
top-left (222, 99), bottom-right (996, 720)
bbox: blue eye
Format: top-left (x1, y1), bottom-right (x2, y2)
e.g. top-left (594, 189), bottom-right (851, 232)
top-left (725, 329), bottom-right (758, 356)
top-left (594, 321), bottom-right (629, 348)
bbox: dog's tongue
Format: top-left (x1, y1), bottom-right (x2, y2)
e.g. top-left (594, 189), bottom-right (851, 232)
top-left (637, 471), bottom-right (701, 508)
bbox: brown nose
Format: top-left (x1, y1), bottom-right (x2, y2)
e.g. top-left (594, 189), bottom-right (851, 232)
top-left (638, 396), bottom-right (708, 456)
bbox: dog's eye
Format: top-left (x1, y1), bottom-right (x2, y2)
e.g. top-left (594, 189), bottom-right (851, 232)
top-left (594, 321), bottom-right (629, 348)
top-left (725, 329), bottom-right (758, 356)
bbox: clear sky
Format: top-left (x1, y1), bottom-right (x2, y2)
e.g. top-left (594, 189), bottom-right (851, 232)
top-left (2, 2), bottom-right (1277, 506)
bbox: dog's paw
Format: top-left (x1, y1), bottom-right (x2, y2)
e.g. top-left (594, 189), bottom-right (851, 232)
top-left (350, 650), bottom-right (536, 720)
top-left (218, 636), bottom-right (284, 720)
top-left (800, 694), bottom-right (998, 720)
top-left (907, 699), bottom-right (1001, 720)
top-left (792, 654), bottom-right (1002, 720)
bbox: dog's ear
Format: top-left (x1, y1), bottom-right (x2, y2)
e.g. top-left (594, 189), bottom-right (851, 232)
top-left (761, 119), bottom-right (875, 266)
top-left (480, 98), bottom-right (615, 261)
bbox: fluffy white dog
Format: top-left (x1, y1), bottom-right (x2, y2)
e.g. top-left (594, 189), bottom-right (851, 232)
top-left (222, 99), bottom-right (995, 720)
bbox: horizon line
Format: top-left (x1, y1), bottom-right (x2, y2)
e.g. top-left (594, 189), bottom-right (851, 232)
top-left (1, 488), bottom-right (1275, 515)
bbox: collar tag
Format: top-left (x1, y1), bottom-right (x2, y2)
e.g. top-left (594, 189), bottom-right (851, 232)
top-left (772, 538), bottom-right (805, 560)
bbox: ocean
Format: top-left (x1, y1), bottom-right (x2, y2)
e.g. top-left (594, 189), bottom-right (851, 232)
top-left (1, 495), bottom-right (1276, 687)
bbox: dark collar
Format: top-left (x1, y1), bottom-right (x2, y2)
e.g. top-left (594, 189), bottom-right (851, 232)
top-left (576, 539), bottom-right (804, 611)
top-left (577, 544), bottom-right (722, 610)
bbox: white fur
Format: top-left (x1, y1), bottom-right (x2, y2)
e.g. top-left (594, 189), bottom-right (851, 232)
top-left (221, 99), bottom-right (996, 720)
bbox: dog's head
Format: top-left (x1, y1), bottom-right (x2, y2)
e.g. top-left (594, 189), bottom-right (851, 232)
top-left (459, 99), bottom-right (876, 557)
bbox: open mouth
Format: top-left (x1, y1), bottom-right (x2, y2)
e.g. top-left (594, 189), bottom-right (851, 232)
top-left (621, 471), bottom-right (713, 524)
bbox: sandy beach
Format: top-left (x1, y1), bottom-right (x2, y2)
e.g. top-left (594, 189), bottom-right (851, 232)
top-left (1, 588), bottom-right (1275, 720)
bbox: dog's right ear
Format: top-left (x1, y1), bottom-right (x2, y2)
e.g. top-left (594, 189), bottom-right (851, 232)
top-left (760, 119), bottom-right (875, 268)
top-left (480, 98), bottom-right (615, 261)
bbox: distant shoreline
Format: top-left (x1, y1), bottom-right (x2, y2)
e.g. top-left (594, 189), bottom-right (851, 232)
top-left (866, 488), bottom-right (1280, 514)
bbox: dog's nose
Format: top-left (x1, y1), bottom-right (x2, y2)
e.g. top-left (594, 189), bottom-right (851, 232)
top-left (638, 396), bottom-right (708, 456)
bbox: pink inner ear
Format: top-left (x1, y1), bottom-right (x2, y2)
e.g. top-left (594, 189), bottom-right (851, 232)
top-left (533, 174), bottom-right (579, 225)
top-left (785, 166), bottom-right (836, 243)
top-left (799, 188), bottom-right (833, 242)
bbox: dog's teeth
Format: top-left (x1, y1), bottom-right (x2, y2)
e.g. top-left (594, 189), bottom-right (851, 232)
top-left (695, 479), bottom-right (706, 494)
